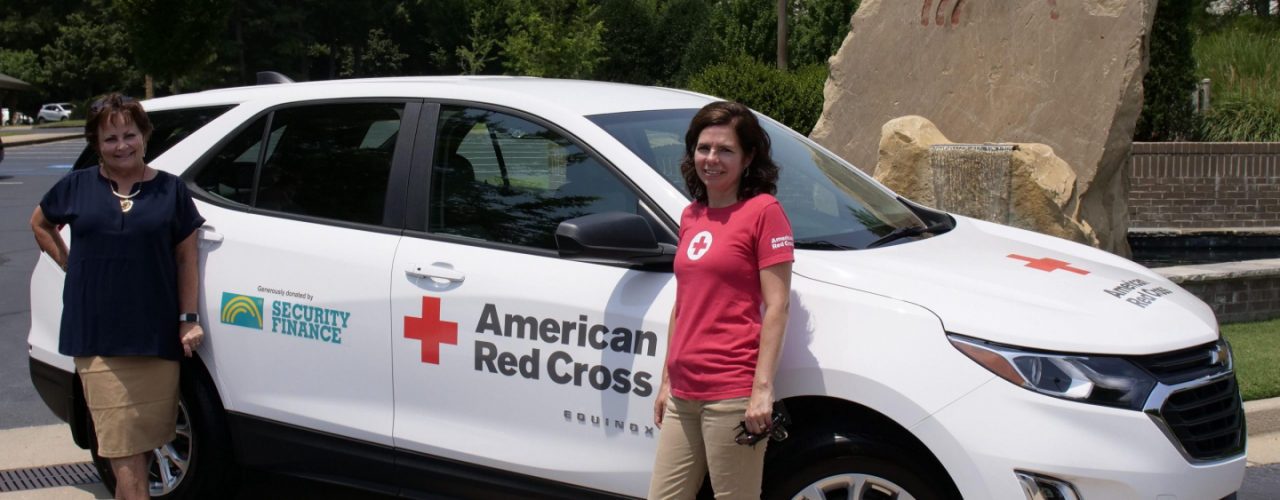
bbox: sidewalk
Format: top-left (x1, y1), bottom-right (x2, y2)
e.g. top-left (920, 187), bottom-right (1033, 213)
top-left (1, 397), bottom-right (1277, 498)
top-left (1247, 397), bottom-right (1280, 466)
top-left (1, 130), bottom-right (83, 147)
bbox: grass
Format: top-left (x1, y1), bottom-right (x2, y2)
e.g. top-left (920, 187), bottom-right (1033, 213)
top-left (1193, 17), bottom-right (1280, 141)
top-left (34, 119), bottom-right (86, 129)
top-left (1222, 318), bottom-right (1280, 401)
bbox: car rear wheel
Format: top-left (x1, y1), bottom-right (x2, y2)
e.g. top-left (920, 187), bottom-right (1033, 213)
top-left (91, 363), bottom-right (238, 498)
top-left (763, 429), bottom-right (955, 500)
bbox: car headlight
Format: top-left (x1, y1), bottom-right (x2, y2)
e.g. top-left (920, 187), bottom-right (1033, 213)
top-left (948, 333), bottom-right (1157, 411)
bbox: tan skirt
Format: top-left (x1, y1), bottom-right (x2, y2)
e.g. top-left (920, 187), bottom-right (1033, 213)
top-left (74, 356), bottom-right (179, 458)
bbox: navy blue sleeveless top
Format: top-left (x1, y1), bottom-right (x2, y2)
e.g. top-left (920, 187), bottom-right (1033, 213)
top-left (40, 167), bottom-right (205, 360)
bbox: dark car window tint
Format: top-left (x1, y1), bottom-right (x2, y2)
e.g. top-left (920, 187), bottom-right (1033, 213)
top-left (254, 103), bottom-right (403, 225)
top-left (74, 105), bottom-right (235, 170)
top-left (194, 118), bottom-right (267, 206)
top-left (428, 106), bottom-right (642, 250)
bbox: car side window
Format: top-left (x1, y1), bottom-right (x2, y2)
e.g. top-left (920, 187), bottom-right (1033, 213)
top-left (77, 105), bottom-right (235, 170)
top-left (193, 102), bottom-right (405, 227)
top-left (193, 118), bottom-right (267, 205)
top-left (428, 106), bottom-right (641, 250)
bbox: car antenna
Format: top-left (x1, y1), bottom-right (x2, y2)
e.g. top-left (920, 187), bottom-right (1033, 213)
top-left (256, 71), bottom-right (295, 85)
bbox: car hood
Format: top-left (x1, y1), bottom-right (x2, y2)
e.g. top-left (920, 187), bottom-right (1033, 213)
top-left (792, 216), bottom-right (1218, 355)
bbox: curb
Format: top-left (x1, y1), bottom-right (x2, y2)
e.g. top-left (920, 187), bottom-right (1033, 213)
top-left (1247, 397), bottom-right (1280, 436)
top-left (2, 133), bottom-right (84, 147)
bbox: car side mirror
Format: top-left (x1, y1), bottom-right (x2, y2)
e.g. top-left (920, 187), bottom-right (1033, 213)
top-left (555, 212), bottom-right (675, 269)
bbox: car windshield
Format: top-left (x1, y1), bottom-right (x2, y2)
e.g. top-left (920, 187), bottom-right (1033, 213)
top-left (588, 109), bottom-right (924, 249)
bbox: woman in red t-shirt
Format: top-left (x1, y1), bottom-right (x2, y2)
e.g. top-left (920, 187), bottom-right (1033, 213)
top-left (648, 102), bottom-right (794, 500)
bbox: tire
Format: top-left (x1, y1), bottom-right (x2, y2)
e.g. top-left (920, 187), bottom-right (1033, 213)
top-left (763, 430), bottom-right (955, 500)
top-left (91, 362), bottom-right (239, 498)
top-left (35, 117), bottom-right (45, 124)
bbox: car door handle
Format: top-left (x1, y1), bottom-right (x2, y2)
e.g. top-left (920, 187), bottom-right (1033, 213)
top-left (406, 264), bottom-right (465, 283)
top-left (198, 227), bottom-right (223, 243)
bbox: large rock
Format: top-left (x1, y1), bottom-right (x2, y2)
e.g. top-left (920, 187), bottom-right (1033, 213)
top-left (811, 0), bottom-right (1156, 255)
top-left (875, 116), bottom-right (1096, 245)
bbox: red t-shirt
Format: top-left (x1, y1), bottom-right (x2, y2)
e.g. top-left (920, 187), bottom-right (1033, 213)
top-left (668, 194), bottom-right (794, 401)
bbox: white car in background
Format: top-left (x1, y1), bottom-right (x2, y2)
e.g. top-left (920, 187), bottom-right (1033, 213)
top-left (28, 77), bottom-right (1246, 499)
top-left (35, 102), bottom-right (74, 123)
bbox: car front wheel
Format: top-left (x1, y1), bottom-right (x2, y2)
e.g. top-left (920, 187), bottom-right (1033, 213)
top-left (90, 363), bottom-right (239, 498)
top-left (763, 429), bottom-right (955, 500)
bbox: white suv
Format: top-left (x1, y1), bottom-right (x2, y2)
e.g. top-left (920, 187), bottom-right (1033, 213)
top-left (28, 77), bottom-right (1246, 499)
top-left (35, 102), bottom-right (74, 123)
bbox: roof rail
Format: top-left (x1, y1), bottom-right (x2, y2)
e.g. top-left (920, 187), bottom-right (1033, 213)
top-left (256, 71), bottom-right (294, 85)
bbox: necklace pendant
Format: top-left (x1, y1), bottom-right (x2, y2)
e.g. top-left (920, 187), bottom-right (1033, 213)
top-left (120, 199), bottom-right (134, 213)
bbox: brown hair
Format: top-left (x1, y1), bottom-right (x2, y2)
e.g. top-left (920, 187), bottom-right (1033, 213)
top-left (85, 93), bottom-right (153, 157)
top-left (679, 101), bottom-right (778, 204)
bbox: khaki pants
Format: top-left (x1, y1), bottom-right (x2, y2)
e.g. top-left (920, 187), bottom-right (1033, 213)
top-left (648, 396), bottom-right (767, 500)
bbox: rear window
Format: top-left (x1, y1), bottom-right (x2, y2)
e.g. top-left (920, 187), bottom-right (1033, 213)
top-left (73, 105), bottom-right (235, 170)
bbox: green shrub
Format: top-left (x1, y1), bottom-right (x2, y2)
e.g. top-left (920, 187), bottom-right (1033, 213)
top-left (1198, 97), bottom-right (1280, 141)
top-left (1137, 0), bottom-right (1200, 141)
top-left (685, 55), bottom-right (828, 134)
top-left (1193, 15), bottom-right (1280, 141)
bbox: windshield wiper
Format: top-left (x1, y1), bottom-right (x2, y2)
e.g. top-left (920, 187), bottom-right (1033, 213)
top-left (865, 222), bottom-right (950, 249)
top-left (795, 240), bottom-right (857, 250)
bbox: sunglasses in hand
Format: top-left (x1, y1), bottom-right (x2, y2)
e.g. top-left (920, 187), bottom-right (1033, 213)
top-left (734, 408), bottom-right (791, 446)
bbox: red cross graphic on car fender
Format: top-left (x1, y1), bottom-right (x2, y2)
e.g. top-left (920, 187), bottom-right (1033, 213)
top-left (1006, 254), bottom-right (1090, 275)
top-left (405, 296), bottom-right (457, 364)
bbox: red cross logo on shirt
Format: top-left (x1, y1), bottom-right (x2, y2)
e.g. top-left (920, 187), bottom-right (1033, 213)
top-left (1007, 254), bottom-right (1090, 275)
top-left (405, 296), bottom-right (457, 364)
top-left (686, 230), bottom-right (714, 261)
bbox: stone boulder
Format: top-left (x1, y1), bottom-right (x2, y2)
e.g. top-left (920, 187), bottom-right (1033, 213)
top-left (875, 116), bottom-right (1096, 245)
top-left (811, 0), bottom-right (1156, 255)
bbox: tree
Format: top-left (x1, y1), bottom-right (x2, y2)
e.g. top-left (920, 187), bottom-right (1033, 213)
top-left (0, 0), bottom-right (86, 54)
top-left (39, 10), bottom-right (141, 100)
top-left (114, 0), bottom-right (231, 97)
top-left (790, 0), bottom-right (859, 67)
top-left (593, 0), bottom-right (660, 83)
top-left (0, 49), bottom-right (40, 85)
top-left (778, 0), bottom-right (789, 69)
top-left (1136, 0), bottom-right (1199, 140)
top-left (501, 0), bottom-right (605, 78)
top-left (652, 0), bottom-right (715, 84)
top-left (338, 29), bottom-right (409, 77)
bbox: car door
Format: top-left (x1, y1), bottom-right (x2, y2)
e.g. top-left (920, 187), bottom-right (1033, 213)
top-left (390, 103), bottom-right (676, 496)
top-left (190, 100), bottom-right (418, 451)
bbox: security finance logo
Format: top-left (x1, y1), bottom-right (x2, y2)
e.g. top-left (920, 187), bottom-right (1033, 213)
top-left (221, 292), bottom-right (264, 329)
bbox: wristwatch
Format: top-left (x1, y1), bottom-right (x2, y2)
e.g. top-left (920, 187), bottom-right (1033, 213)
top-left (179, 313), bottom-right (200, 323)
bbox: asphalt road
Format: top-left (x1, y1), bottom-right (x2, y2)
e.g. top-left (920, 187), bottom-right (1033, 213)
top-left (0, 137), bottom-right (80, 429)
top-left (1, 139), bottom-right (1276, 499)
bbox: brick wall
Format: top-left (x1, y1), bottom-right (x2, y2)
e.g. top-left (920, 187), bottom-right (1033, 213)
top-left (1171, 274), bottom-right (1280, 324)
top-left (1128, 143), bottom-right (1280, 229)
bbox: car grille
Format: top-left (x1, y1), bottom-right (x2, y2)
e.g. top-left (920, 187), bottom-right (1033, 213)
top-left (1158, 377), bottom-right (1245, 461)
top-left (1133, 341), bottom-right (1245, 462)
top-left (1133, 340), bottom-right (1227, 384)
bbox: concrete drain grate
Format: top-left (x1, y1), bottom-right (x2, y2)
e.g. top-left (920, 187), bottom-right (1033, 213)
top-left (0, 462), bottom-right (100, 492)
